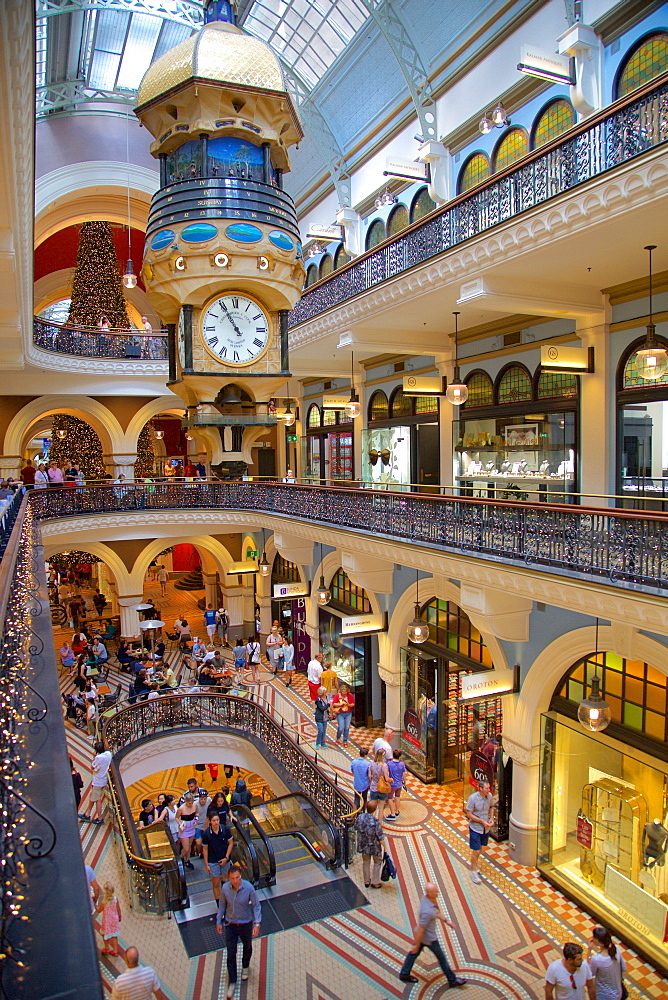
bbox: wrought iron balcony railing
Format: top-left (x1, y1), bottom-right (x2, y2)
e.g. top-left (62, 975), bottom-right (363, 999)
top-left (289, 74), bottom-right (668, 328)
top-left (28, 480), bottom-right (668, 593)
top-left (32, 318), bottom-right (168, 361)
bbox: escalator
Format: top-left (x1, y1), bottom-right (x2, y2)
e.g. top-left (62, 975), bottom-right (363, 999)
top-left (236, 792), bottom-right (343, 872)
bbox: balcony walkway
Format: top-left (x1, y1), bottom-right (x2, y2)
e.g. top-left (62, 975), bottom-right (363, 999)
top-left (58, 576), bottom-right (664, 999)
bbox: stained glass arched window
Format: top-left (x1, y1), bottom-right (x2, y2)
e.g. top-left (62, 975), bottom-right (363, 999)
top-left (419, 598), bottom-right (492, 666)
top-left (387, 204), bottom-right (409, 238)
top-left (366, 220), bottom-right (386, 250)
top-left (334, 243), bottom-right (352, 269)
top-left (368, 390), bottom-right (389, 421)
top-left (458, 152), bottom-right (491, 192)
top-left (617, 33), bottom-right (668, 99)
top-left (305, 264), bottom-right (318, 287)
top-left (493, 128), bottom-right (529, 172)
top-left (390, 387), bottom-right (413, 417)
top-left (464, 371), bottom-right (494, 407)
top-left (415, 395), bottom-right (438, 414)
top-left (497, 364), bottom-right (532, 403)
top-left (329, 568), bottom-right (371, 612)
top-left (323, 408), bottom-right (337, 426)
top-left (307, 404), bottom-right (321, 428)
top-left (553, 651), bottom-right (668, 743)
top-left (537, 371), bottom-right (578, 398)
top-left (319, 254), bottom-right (333, 279)
top-left (622, 342), bottom-right (668, 389)
top-left (410, 187), bottom-right (436, 223)
top-left (272, 553), bottom-right (301, 583)
top-left (532, 99), bottom-right (575, 148)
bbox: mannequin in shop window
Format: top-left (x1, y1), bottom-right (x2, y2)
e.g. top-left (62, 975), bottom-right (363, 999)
top-left (643, 819), bottom-right (668, 868)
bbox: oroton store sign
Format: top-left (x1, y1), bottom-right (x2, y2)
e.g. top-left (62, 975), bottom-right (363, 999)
top-left (459, 666), bottom-right (519, 701)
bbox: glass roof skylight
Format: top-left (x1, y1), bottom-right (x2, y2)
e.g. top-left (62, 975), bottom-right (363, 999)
top-left (241, 0), bottom-right (370, 88)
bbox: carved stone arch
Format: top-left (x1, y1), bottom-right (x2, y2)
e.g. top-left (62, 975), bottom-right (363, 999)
top-left (122, 396), bottom-right (189, 452)
top-left (4, 395), bottom-right (124, 458)
top-left (128, 534), bottom-right (234, 594)
top-left (42, 539), bottom-right (130, 594)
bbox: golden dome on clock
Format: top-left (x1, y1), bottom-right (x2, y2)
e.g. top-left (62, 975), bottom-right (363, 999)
top-left (136, 20), bottom-right (286, 109)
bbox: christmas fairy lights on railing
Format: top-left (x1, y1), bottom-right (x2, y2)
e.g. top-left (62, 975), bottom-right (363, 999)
top-left (32, 318), bottom-right (168, 361)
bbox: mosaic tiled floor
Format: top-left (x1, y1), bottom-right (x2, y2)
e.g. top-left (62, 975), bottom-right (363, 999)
top-left (57, 576), bottom-right (664, 999)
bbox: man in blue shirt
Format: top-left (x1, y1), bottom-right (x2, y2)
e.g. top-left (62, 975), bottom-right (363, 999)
top-left (350, 747), bottom-right (370, 809)
top-left (203, 604), bottom-right (219, 643)
top-left (216, 864), bottom-right (262, 998)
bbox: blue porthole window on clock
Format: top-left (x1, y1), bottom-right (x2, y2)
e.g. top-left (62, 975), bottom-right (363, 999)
top-left (225, 223), bottom-right (263, 243)
top-left (268, 231), bottom-right (294, 251)
top-left (181, 223), bottom-right (218, 243)
top-left (151, 229), bottom-right (175, 251)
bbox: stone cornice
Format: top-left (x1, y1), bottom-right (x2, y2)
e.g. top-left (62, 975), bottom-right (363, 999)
top-left (25, 342), bottom-right (169, 376)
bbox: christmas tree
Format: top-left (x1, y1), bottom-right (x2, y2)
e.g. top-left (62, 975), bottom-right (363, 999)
top-left (67, 221), bottom-right (131, 330)
top-left (134, 422), bottom-right (157, 478)
top-left (50, 415), bottom-right (107, 480)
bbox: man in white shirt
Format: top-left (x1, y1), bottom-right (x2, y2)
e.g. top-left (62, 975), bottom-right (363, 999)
top-left (111, 947), bottom-right (161, 1000)
top-left (307, 652), bottom-right (323, 701)
top-left (265, 625), bottom-right (282, 675)
top-left (83, 741), bottom-right (112, 826)
top-left (372, 727), bottom-right (394, 762)
top-left (545, 942), bottom-right (595, 1000)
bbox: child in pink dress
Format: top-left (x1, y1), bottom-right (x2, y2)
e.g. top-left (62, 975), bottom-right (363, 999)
top-left (96, 882), bottom-right (121, 955)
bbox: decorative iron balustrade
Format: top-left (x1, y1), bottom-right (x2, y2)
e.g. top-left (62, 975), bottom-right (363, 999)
top-left (289, 75), bottom-right (668, 328)
top-left (103, 692), bottom-right (354, 832)
top-left (33, 318), bottom-right (169, 361)
top-left (27, 480), bottom-right (668, 593)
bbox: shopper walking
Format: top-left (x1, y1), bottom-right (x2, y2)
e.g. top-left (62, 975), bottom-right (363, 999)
top-left (246, 635), bottom-right (261, 683)
top-left (110, 947), bottom-right (161, 1000)
top-left (156, 564), bottom-right (169, 597)
top-left (202, 811), bottom-right (233, 902)
top-left (215, 864), bottom-right (262, 999)
top-left (204, 604), bottom-right (219, 643)
top-left (545, 942), bottom-right (595, 999)
top-left (355, 800), bottom-right (385, 888)
top-left (386, 748), bottom-right (407, 819)
top-left (587, 926), bottom-right (626, 1000)
top-left (331, 682), bottom-right (354, 745)
top-left (372, 726), bottom-right (394, 761)
top-left (350, 747), bottom-right (370, 809)
top-left (79, 740), bottom-right (112, 825)
top-left (314, 686), bottom-right (329, 748)
top-left (96, 881), bottom-right (121, 956)
top-left (368, 749), bottom-right (392, 818)
top-left (279, 634), bottom-right (294, 687)
top-left (307, 652), bottom-right (323, 701)
top-left (465, 779), bottom-right (494, 884)
top-left (399, 882), bottom-right (467, 987)
top-left (265, 624), bottom-right (282, 674)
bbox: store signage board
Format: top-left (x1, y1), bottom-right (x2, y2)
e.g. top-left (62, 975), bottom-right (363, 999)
top-left (540, 344), bottom-right (594, 372)
top-left (403, 707), bottom-right (422, 749)
top-left (273, 581), bottom-right (309, 598)
top-left (605, 866), bottom-right (668, 942)
top-left (460, 666), bottom-right (518, 701)
top-left (307, 224), bottom-right (342, 240)
top-left (341, 612), bottom-right (387, 636)
top-left (517, 44), bottom-right (573, 84)
top-left (227, 561), bottom-right (258, 575)
top-left (322, 395), bottom-right (348, 409)
top-left (469, 749), bottom-right (495, 789)
top-left (384, 156), bottom-right (427, 180)
top-left (576, 815), bottom-right (593, 849)
top-left (402, 374), bottom-right (445, 396)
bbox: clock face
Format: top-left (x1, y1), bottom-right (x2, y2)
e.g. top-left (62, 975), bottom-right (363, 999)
top-left (177, 308), bottom-right (186, 368)
top-left (201, 294), bottom-right (270, 366)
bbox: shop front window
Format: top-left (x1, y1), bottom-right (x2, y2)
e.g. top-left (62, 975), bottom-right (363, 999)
top-left (618, 337), bottom-right (668, 509)
top-left (538, 713), bottom-right (668, 974)
top-left (319, 609), bottom-right (371, 727)
top-left (361, 425), bottom-right (411, 489)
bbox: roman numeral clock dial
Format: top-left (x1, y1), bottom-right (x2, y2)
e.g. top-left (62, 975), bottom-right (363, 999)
top-left (201, 294), bottom-right (270, 366)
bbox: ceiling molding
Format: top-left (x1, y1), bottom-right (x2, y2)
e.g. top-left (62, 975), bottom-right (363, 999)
top-left (602, 268), bottom-right (668, 305)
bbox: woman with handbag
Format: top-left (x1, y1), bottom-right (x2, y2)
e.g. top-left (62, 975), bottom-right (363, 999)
top-left (587, 926), bottom-right (627, 999)
top-left (314, 686), bottom-right (329, 748)
top-left (368, 749), bottom-right (392, 819)
top-left (331, 682), bottom-right (354, 745)
top-left (355, 800), bottom-right (385, 888)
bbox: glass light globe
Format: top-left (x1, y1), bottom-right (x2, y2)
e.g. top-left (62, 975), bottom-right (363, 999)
top-left (446, 382), bottom-right (468, 405)
top-left (407, 616), bottom-right (429, 644)
top-left (316, 576), bottom-right (330, 606)
top-left (153, 428), bottom-right (164, 440)
top-left (577, 676), bottom-right (612, 732)
top-left (123, 259), bottom-right (137, 289)
top-left (56, 429), bottom-right (67, 440)
top-left (479, 115), bottom-right (493, 135)
top-left (635, 346), bottom-right (668, 380)
top-left (283, 410), bottom-right (295, 427)
top-left (491, 103), bottom-right (509, 126)
top-left (345, 399), bottom-right (361, 419)
top-left (258, 554), bottom-right (270, 578)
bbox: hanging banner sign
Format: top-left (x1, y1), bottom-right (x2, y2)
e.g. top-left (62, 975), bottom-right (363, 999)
top-left (307, 224), bottom-right (342, 240)
top-left (384, 156), bottom-right (427, 180)
top-left (469, 749), bottom-right (495, 789)
top-left (517, 44), bottom-right (574, 84)
top-left (576, 814), bottom-right (593, 849)
top-left (340, 612), bottom-right (387, 636)
top-left (322, 395), bottom-right (348, 409)
top-left (273, 581), bottom-right (309, 598)
top-left (460, 666), bottom-right (518, 701)
top-left (403, 707), bottom-right (422, 749)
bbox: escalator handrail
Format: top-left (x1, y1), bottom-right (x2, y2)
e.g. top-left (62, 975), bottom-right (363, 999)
top-left (253, 792), bottom-right (343, 868)
top-left (229, 813), bottom-right (261, 887)
top-left (230, 804), bottom-right (277, 886)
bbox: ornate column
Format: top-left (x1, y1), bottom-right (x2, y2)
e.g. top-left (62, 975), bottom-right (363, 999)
top-left (117, 594), bottom-right (146, 638)
top-left (0, 456), bottom-right (22, 479)
top-left (505, 736), bottom-right (541, 866)
top-left (577, 313), bottom-right (611, 502)
top-left (202, 571), bottom-right (218, 608)
top-left (104, 454), bottom-right (138, 480)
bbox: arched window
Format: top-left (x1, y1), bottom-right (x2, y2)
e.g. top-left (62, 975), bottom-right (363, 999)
top-left (414, 395), bottom-right (438, 414)
top-left (553, 651), bottom-right (668, 744)
top-left (319, 254), bottom-right (333, 279)
top-left (366, 219), bottom-right (386, 250)
top-left (307, 404), bottom-right (321, 428)
top-left (305, 264), bottom-right (318, 287)
top-left (272, 553), bottom-right (301, 583)
top-left (419, 598), bottom-right (493, 666)
top-left (390, 387), bottom-right (413, 417)
top-left (532, 99), bottom-right (575, 148)
top-left (329, 568), bottom-right (371, 612)
top-left (410, 187), bottom-right (436, 223)
top-left (334, 243), bottom-right (351, 269)
top-left (536, 370), bottom-right (578, 398)
top-left (323, 408), bottom-right (337, 426)
top-left (387, 204), bottom-right (409, 237)
top-left (458, 152), bottom-right (491, 193)
top-left (493, 127), bottom-right (529, 172)
top-left (368, 390), bottom-right (389, 421)
top-left (621, 337), bottom-right (668, 389)
top-left (497, 364), bottom-right (532, 403)
top-left (464, 370), bottom-right (494, 407)
top-left (616, 32), bottom-right (668, 99)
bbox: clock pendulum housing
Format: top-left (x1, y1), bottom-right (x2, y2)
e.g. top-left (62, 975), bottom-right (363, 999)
top-left (135, 0), bottom-right (305, 434)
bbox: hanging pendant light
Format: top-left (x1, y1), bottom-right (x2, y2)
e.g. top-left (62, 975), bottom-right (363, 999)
top-left (636, 245), bottom-right (667, 379)
top-left (345, 350), bottom-right (361, 419)
top-left (122, 109), bottom-right (137, 289)
top-left (282, 399), bottom-right (295, 427)
top-left (445, 312), bottom-right (468, 405)
top-left (578, 618), bottom-right (612, 732)
top-left (258, 528), bottom-right (270, 577)
top-left (315, 541), bottom-right (330, 606)
top-left (55, 427), bottom-right (68, 440)
top-left (153, 421), bottom-right (164, 440)
top-left (406, 570), bottom-right (429, 643)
